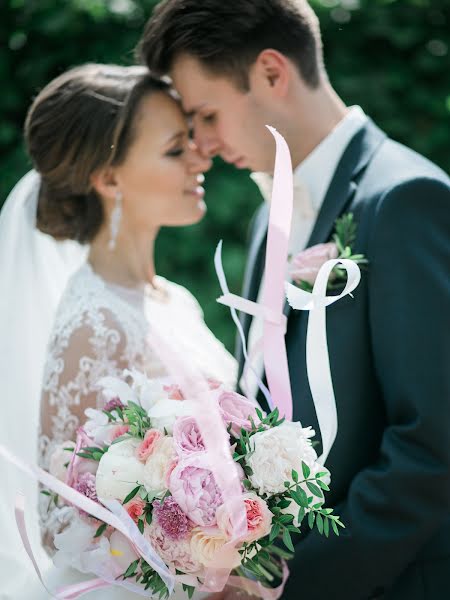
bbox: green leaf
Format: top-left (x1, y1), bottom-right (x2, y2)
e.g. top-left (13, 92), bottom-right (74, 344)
top-left (291, 469), bottom-right (298, 483)
top-left (40, 490), bottom-right (51, 496)
top-left (331, 519), bottom-right (340, 536)
top-left (278, 513), bottom-right (294, 525)
top-left (308, 511), bottom-right (316, 530)
top-left (243, 479), bottom-right (252, 490)
top-left (282, 528), bottom-right (295, 552)
top-left (145, 510), bottom-right (153, 526)
top-left (122, 485), bottom-right (141, 505)
top-left (316, 512), bottom-right (324, 535)
top-left (301, 462), bottom-right (311, 479)
top-left (316, 479), bottom-right (330, 491)
top-left (306, 481), bottom-right (323, 498)
top-left (137, 518), bottom-right (145, 534)
top-left (323, 516), bottom-right (330, 538)
top-left (269, 523), bottom-right (280, 543)
top-left (94, 522), bottom-right (107, 538)
top-left (291, 487), bottom-right (309, 508)
top-left (122, 558), bottom-right (140, 579)
top-left (297, 506), bottom-right (305, 524)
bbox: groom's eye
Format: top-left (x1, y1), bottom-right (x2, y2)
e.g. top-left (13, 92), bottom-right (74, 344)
top-left (202, 113), bottom-right (216, 124)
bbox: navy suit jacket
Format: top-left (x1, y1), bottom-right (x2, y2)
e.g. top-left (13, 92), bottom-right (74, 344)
top-left (237, 119), bottom-right (450, 600)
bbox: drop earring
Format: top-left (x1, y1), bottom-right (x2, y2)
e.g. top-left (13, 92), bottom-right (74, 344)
top-left (108, 190), bottom-right (122, 251)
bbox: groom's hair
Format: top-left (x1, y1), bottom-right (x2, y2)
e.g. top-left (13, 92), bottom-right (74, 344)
top-left (138, 0), bottom-right (324, 90)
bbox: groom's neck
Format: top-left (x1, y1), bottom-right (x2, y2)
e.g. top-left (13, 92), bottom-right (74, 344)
top-left (286, 80), bottom-right (348, 170)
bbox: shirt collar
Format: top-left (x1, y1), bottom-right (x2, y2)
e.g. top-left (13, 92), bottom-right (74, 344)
top-left (251, 106), bottom-right (367, 210)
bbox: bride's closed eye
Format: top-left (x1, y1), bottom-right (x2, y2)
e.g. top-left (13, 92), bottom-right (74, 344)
top-left (166, 147), bottom-right (185, 157)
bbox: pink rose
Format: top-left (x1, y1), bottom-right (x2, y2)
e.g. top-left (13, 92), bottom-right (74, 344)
top-left (125, 496), bottom-right (146, 522)
top-left (136, 429), bottom-right (162, 462)
top-left (165, 458), bottom-right (179, 487)
top-left (218, 391), bottom-right (262, 437)
top-left (109, 424), bottom-right (130, 442)
top-left (169, 454), bottom-right (223, 527)
top-left (290, 242), bottom-right (339, 285)
top-left (173, 416), bottom-right (205, 457)
top-left (216, 493), bottom-right (273, 543)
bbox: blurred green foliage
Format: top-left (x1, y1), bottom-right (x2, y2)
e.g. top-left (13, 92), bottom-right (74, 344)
top-left (1, 0), bottom-right (449, 350)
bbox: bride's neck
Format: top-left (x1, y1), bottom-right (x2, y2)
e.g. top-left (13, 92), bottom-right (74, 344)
top-left (88, 227), bottom-right (158, 289)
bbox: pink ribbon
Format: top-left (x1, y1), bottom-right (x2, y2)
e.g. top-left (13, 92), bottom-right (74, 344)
top-left (217, 126), bottom-right (294, 420)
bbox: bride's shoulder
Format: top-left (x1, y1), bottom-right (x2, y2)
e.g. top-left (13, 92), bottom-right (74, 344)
top-left (157, 276), bottom-right (203, 317)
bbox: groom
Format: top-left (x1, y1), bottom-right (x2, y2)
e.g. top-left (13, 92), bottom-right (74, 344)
top-left (139, 1), bottom-right (450, 598)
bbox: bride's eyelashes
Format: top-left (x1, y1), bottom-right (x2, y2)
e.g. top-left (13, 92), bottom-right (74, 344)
top-left (166, 147), bottom-right (185, 158)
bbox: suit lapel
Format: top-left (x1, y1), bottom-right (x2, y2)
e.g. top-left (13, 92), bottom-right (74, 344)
top-left (237, 119), bottom-right (386, 377)
top-left (236, 204), bottom-right (268, 376)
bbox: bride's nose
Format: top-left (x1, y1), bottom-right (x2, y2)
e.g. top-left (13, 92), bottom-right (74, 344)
top-left (186, 140), bottom-right (212, 174)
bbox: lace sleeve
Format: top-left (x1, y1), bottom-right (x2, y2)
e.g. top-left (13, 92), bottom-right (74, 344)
top-left (38, 307), bottom-right (133, 553)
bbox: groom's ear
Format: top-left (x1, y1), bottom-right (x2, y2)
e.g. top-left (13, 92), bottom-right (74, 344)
top-left (90, 167), bottom-right (120, 203)
top-left (252, 50), bottom-right (290, 97)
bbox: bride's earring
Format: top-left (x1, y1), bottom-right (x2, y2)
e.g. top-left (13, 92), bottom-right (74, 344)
top-left (108, 190), bottom-right (122, 251)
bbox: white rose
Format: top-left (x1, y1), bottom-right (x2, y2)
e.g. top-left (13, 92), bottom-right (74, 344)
top-left (148, 399), bottom-right (195, 434)
top-left (96, 438), bottom-right (144, 502)
top-left (246, 422), bottom-right (318, 495)
top-left (124, 370), bottom-right (168, 412)
top-left (190, 527), bottom-right (241, 569)
top-left (49, 440), bottom-right (75, 482)
top-left (141, 436), bottom-right (176, 497)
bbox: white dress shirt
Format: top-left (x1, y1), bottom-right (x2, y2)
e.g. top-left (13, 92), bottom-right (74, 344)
top-left (240, 106), bottom-right (367, 400)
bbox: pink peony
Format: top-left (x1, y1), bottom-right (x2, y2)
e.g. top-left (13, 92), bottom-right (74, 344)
top-left (173, 416), bottom-right (205, 457)
top-left (152, 496), bottom-right (194, 541)
top-left (169, 455), bottom-right (223, 527)
top-left (125, 496), bottom-right (146, 522)
top-left (290, 242), bottom-right (339, 285)
top-left (218, 391), bottom-right (262, 437)
top-left (145, 521), bottom-right (201, 574)
top-left (136, 429), bottom-right (162, 462)
top-left (216, 493), bottom-right (272, 543)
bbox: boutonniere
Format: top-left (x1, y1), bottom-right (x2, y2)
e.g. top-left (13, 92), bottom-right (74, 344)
top-left (289, 213), bottom-right (368, 292)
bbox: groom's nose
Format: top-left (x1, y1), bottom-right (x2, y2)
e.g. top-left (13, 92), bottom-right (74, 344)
top-left (193, 128), bottom-right (221, 159)
top-left (187, 140), bottom-right (212, 173)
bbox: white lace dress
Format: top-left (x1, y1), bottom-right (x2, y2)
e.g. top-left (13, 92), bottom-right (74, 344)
top-left (35, 262), bottom-right (237, 599)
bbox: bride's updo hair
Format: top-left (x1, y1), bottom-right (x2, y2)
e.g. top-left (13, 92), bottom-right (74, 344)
top-left (25, 63), bottom-right (170, 243)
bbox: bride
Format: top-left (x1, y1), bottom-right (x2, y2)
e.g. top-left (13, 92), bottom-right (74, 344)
top-left (0, 63), bottom-right (236, 599)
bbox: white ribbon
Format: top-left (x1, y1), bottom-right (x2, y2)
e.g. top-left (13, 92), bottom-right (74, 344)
top-left (285, 258), bottom-right (361, 464)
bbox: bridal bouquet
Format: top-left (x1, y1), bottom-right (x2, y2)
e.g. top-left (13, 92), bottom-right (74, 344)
top-left (43, 370), bottom-right (343, 598)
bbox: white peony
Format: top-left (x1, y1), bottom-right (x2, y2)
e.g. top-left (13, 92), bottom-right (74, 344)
top-left (141, 436), bottom-right (176, 497)
top-left (246, 422), bottom-right (318, 495)
top-left (190, 527), bottom-right (241, 569)
top-left (96, 438), bottom-right (145, 502)
top-left (49, 440), bottom-right (75, 482)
